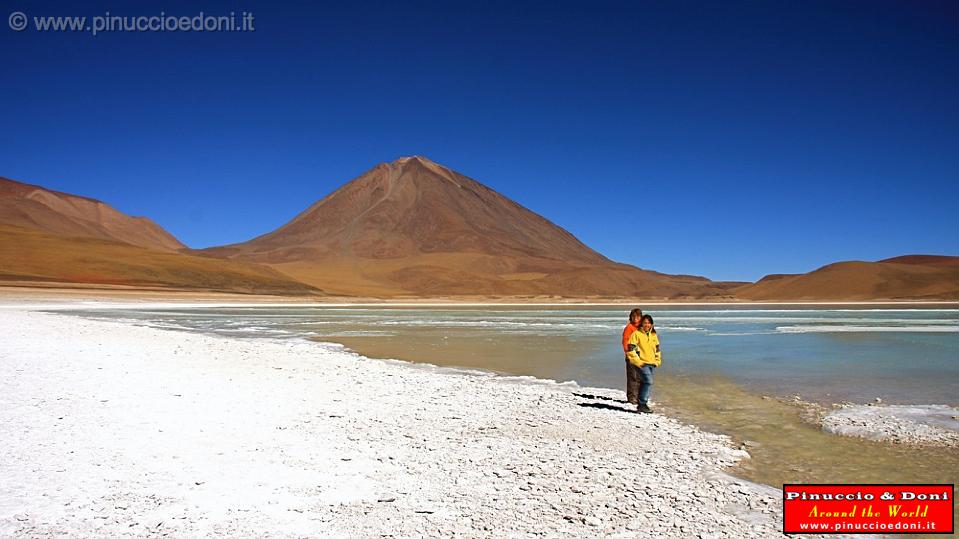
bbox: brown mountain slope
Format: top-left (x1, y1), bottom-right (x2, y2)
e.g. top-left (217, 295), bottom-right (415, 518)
top-left (735, 256), bottom-right (959, 301)
top-left (0, 176), bottom-right (184, 251)
top-left (0, 225), bottom-right (320, 295)
top-left (879, 255), bottom-right (959, 267)
top-left (200, 156), bottom-right (735, 298)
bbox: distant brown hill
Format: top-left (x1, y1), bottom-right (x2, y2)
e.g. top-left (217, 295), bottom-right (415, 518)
top-left (0, 176), bottom-right (184, 251)
top-left (736, 255), bottom-right (959, 301)
top-left (0, 225), bottom-right (319, 295)
top-left (879, 255), bottom-right (959, 267)
top-left (200, 156), bottom-right (735, 298)
top-left (6, 165), bottom-right (953, 300)
top-left (0, 176), bottom-right (319, 295)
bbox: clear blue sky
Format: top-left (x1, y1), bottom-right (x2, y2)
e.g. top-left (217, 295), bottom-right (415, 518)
top-left (2, 0), bottom-right (957, 281)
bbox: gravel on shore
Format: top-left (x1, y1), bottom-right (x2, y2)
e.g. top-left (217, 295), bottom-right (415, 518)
top-left (0, 309), bottom-right (787, 538)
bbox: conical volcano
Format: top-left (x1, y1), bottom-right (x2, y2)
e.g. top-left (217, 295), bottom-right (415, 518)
top-left (201, 157), bottom-right (734, 298)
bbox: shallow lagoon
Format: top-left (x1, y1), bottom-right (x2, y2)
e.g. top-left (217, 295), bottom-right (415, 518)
top-left (62, 304), bottom-right (959, 405)
top-left (60, 303), bottom-right (959, 535)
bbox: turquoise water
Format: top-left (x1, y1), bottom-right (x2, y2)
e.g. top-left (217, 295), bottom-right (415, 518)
top-left (57, 303), bottom-right (959, 519)
top-left (57, 305), bottom-right (959, 406)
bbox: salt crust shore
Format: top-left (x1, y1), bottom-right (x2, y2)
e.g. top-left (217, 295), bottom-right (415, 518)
top-left (822, 404), bottom-right (959, 448)
top-left (0, 310), bottom-right (790, 538)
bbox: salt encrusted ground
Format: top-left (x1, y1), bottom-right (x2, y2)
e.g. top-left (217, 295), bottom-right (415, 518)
top-left (822, 404), bottom-right (959, 448)
top-left (0, 309), bottom-right (786, 538)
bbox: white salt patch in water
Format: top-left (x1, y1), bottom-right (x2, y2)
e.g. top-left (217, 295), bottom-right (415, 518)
top-left (776, 325), bottom-right (959, 333)
top-left (823, 404), bottom-right (959, 447)
top-left (658, 326), bottom-right (704, 332)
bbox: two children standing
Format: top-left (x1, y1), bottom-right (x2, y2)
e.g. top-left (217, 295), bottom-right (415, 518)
top-left (621, 308), bottom-right (661, 413)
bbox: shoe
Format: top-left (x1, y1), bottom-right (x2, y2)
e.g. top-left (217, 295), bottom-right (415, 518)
top-left (637, 403), bottom-right (652, 414)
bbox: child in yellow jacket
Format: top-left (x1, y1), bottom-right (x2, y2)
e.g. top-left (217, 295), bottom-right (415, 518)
top-left (626, 314), bottom-right (661, 413)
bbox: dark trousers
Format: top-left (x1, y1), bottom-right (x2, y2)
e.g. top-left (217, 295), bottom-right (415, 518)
top-left (625, 360), bottom-right (642, 404)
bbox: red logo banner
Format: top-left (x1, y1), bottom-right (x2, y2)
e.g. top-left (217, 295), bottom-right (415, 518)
top-left (783, 484), bottom-right (954, 534)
